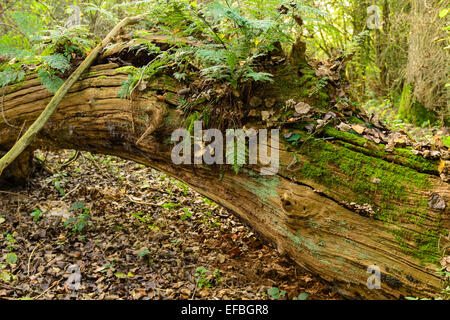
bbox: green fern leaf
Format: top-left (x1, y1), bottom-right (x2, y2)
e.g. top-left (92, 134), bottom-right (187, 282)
top-left (42, 54), bottom-right (71, 72)
top-left (0, 70), bottom-right (26, 87)
top-left (244, 71), bottom-right (273, 83)
top-left (38, 69), bottom-right (64, 93)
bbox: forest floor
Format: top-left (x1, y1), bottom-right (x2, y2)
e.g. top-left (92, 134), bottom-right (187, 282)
top-left (0, 150), bottom-right (341, 300)
top-left (363, 100), bottom-right (448, 144)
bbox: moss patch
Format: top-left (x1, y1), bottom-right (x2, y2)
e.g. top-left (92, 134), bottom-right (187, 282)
top-left (295, 137), bottom-right (443, 264)
top-left (323, 127), bottom-right (438, 173)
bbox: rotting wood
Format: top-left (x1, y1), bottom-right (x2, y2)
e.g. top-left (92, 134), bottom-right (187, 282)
top-left (0, 62), bottom-right (448, 299)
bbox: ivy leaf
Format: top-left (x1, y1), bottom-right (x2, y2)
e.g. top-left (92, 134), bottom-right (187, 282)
top-left (293, 292), bottom-right (310, 300)
top-left (6, 252), bottom-right (18, 265)
top-left (267, 287), bottom-right (279, 296)
top-left (137, 247), bottom-right (150, 258)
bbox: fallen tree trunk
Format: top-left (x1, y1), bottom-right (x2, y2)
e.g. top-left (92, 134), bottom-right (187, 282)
top-left (0, 60), bottom-right (448, 299)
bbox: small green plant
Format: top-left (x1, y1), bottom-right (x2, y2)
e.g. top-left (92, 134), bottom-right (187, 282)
top-left (443, 136), bottom-right (450, 148)
top-left (180, 208), bottom-right (193, 220)
top-left (200, 212), bottom-right (221, 228)
top-left (131, 212), bottom-right (161, 231)
top-left (267, 287), bottom-right (286, 300)
top-left (137, 247), bottom-right (150, 258)
top-left (176, 182), bottom-right (189, 196)
top-left (117, 49), bottom-right (171, 99)
top-left (137, 247), bottom-right (155, 265)
top-left (195, 267), bottom-right (210, 288)
top-left (165, 188), bottom-right (175, 197)
top-left (147, 224), bottom-right (160, 232)
top-left (202, 197), bottom-right (217, 207)
top-left (441, 285), bottom-right (450, 300)
top-left (2, 233), bottom-right (18, 266)
top-left (436, 266), bottom-right (450, 279)
top-left (100, 263), bottom-right (115, 274)
top-left (0, 262), bottom-right (14, 281)
top-left (45, 173), bottom-right (68, 196)
top-left (195, 266), bottom-right (210, 288)
top-left (3, 233), bottom-right (16, 252)
top-left (64, 201), bottom-right (91, 233)
top-left (5, 252), bottom-right (18, 265)
top-left (308, 76), bottom-right (329, 97)
top-left (0, 69), bottom-right (25, 87)
top-left (213, 269), bottom-right (222, 284)
top-left (436, 266), bottom-right (450, 300)
top-left (131, 211), bottom-right (148, 223)
top-left (225, 130), bottom-right (249, 175)
top-left (30, 208), bottom-right (44, 222)
top-left (194, 266), bottom-right (221, 289)
top-left (161, 202), bottom-right (181, 210)
top-left (293, 292), bottom-right (309, 300)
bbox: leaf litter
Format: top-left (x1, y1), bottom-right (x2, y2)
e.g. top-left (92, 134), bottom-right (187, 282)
top-left (0, 150), bottom-right (341, 300)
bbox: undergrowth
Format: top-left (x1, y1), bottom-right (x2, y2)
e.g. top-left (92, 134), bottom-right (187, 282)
top-left (0, 12), bottom-right (95, 93)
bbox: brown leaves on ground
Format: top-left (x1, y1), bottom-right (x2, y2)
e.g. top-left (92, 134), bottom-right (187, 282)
top-left (0, 151), bottom-right (340, 300)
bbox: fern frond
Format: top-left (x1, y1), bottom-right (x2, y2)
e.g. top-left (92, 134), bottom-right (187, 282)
top-left (244, 71), bottom-right (273, 83)
top-left (0, 70), bottom-right (26, 87)
top-left (42, 54), bottom-right (71, 72)
top-left (38, 69), bottom-right (64, 93)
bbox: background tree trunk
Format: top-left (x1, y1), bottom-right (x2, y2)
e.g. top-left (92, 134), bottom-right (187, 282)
top-left (406, 0), bottom-right (449, 123)
top-left (0, 62), bottom-right (448, 299)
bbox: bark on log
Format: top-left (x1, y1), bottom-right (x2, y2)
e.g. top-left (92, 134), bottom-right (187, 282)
top-left (0, 62), bottom-right (448, 299)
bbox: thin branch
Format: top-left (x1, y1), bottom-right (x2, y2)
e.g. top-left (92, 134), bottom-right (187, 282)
top-left (1, 86), bottom-right (19, 129)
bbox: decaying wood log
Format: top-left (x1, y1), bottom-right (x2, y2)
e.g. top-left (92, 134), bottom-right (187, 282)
top-left (0, 56), bottom-right (448, 298)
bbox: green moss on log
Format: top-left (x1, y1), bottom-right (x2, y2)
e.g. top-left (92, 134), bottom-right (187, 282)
top-left (323, 127), bottom-right (439, 174)
top-left (294, 137), bottom-right (444, 264)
